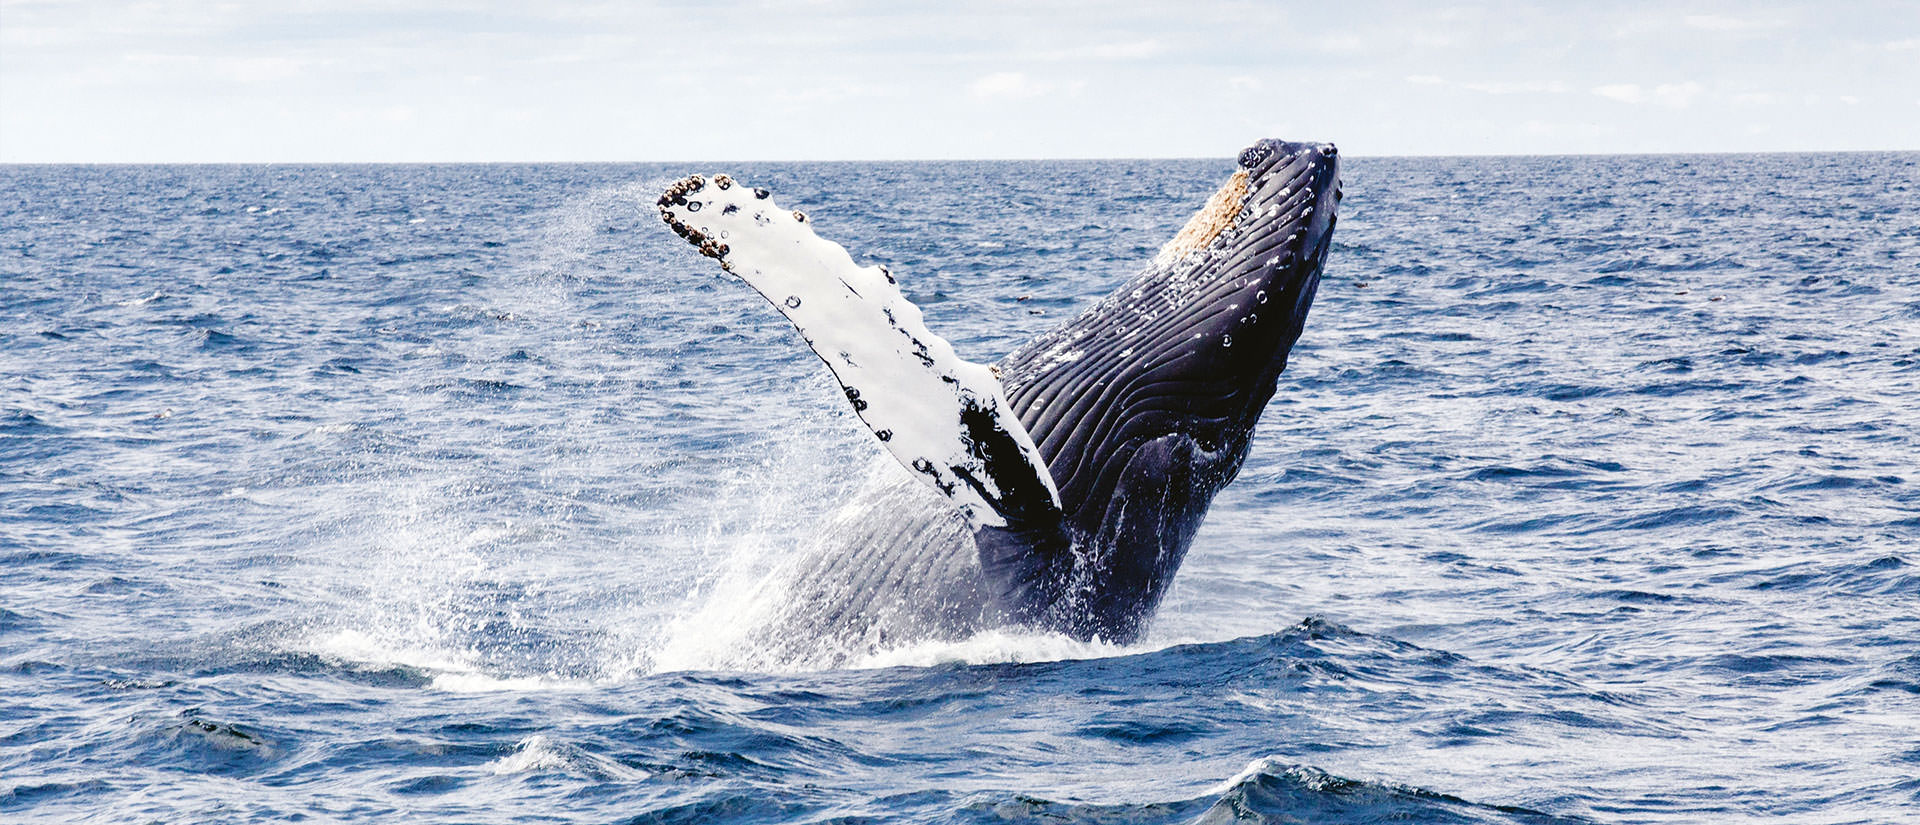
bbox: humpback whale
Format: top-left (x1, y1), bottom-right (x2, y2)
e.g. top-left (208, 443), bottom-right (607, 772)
top-left (656, 138), bottom-right (1340, 663)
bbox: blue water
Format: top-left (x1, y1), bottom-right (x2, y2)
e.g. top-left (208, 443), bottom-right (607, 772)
top-left (3, 154), bottom-right (1917, 823)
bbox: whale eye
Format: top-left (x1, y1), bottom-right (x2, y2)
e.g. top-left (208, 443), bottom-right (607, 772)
top-left (785, 295), bottom-right (802, 308)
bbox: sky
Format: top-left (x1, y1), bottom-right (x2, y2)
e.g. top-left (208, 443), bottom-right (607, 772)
top-left (1, 0), bottom-right (1916, 162)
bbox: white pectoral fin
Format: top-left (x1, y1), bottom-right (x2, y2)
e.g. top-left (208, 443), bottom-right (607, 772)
top-left (658, 174), bottom-right (1062, 528)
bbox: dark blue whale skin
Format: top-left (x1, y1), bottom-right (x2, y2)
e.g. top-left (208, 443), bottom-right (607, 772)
top-left (763, 139), bottom-right (1341, 657)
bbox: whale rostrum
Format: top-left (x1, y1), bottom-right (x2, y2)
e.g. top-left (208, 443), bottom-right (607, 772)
top-left (657, 139), bottom-right (1341, 660)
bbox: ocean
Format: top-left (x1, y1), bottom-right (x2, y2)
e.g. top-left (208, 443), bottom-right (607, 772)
top-left (2, 153), bottom-right (1916, 823)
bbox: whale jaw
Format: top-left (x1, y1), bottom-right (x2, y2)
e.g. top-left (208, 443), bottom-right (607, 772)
top-left (986, 139), bottom-right (1342, 642)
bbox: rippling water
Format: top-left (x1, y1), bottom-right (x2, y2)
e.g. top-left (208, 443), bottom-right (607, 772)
top-left (3, 153), bottom-right (1917, 823)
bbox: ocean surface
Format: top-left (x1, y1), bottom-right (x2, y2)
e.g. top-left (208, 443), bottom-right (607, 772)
top-left (3, 152), bottom-right (1917, 824)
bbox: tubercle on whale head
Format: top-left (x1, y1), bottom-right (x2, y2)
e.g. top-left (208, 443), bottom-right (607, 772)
top-left (1118, 137), bottom-right (1342, 446)
top-left (1209, 138), bottom-right (1340, 404)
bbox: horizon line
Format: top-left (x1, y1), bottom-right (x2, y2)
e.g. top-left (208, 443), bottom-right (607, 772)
top-left (4, 147), bottom-right (1917, 166)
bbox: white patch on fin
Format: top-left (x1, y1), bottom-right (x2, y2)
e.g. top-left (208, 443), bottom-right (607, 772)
top-left (658, 174), bottom-right (1061, 527)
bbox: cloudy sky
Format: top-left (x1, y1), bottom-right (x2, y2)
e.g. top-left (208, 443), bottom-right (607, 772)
top-left (2, 0), bottom-right (1915, 161)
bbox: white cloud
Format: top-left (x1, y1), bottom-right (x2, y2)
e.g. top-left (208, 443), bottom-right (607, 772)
top-left (1460, 80), bottom-right (1568, 95)
top-left (1593, 82), bottom-right (1703, 109)
top-left (1593, 84), bottom-right (1642, 103)
top-left (1683, 14), bottom-right (1783, 32)
top-left (775, 81), bottom-right (900, 105)
top-left (1313, 34), bottom-right (1367, 54)
top-left (1228, 76), bottom-right (1261, 92)
top-left (1407, 75), bottom-right (1565, 95)
top-left (1040, 39), bottom-right (1165, 61)
top-left (968, 71), bottom-right (1055, 101)
top-left (1652, 83), bottom-right (1706, 108)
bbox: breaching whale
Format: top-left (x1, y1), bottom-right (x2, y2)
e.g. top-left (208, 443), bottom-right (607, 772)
top-left (656, 138), bottom-right (1340, 663)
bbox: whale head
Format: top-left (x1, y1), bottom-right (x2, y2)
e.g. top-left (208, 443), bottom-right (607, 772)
top-left (991, 138), bottom-right (1341, 641)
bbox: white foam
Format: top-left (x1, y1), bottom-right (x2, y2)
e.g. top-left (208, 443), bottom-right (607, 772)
top-left (486, 735), bottom-right (645, 779)
top-left (431, 671), bottom-right (590, 694)
top-left (638, 440), bottom-right (886, 675)
top-left (646, 542), bottom-right (807, 674)
top-left (1213, 755), bottom-right (1293, 794)
top-left (304, 628), bottom-right (599, 693)
top-left (116, 290), bottom-right (163, 307)
top-left (305, 627), bottom-right (473, 676)
top-left (488, 735), bottom-right (570, 774)
top-left (848, 629), bottom-right (1138, 670)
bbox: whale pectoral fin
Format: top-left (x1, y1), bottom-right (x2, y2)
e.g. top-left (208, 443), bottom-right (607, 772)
top-left (658, 174), bottom-right (1064, 530)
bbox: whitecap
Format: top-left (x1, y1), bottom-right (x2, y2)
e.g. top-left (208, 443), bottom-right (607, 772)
top-left (848, 628), bottom-right (1138, 670)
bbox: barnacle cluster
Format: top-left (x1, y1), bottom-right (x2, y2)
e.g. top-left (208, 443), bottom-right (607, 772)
top-left (658, 174), bottom-right (808, 267)
top-left (1153, 170), bottom-right (1250, 267)
top-left (656, 175), bottom-right (730, 261)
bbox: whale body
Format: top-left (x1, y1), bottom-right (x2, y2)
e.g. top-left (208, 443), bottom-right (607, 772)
top-left (657, 139), bottom-right (1341, 664)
